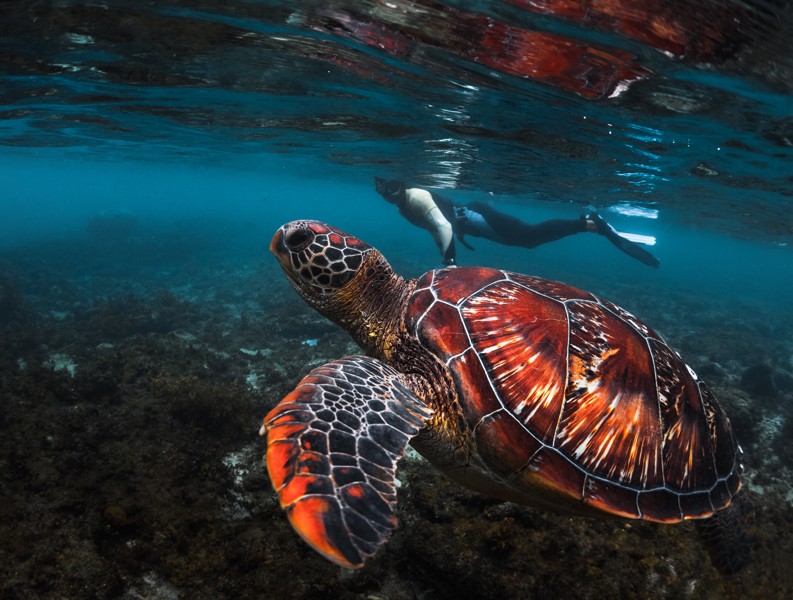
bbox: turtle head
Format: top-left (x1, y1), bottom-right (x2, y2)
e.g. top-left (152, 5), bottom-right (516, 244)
top-left (270, 220), bottom-right (378, 308)
top-left (272, 220), bottom-right (409, 360)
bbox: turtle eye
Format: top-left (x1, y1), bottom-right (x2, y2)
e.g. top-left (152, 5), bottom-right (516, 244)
top-left (285, 229), bottom-right (312, 250)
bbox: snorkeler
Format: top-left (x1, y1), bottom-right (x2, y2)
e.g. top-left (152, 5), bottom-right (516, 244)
top-left (374, 177), bottom-right (660, 268)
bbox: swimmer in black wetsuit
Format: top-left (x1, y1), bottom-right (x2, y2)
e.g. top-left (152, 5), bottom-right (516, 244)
top-left (375, 178), bottom-right (660, 268)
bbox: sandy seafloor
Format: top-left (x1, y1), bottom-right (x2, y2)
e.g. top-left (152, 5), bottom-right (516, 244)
top-left (1, 196), bottom-right (793, 600)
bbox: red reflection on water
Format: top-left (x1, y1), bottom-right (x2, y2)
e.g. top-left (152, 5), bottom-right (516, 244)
top-left (507, 0), bottom-right (743, 62)
top-left (302, 1), bottom-right (651, 100)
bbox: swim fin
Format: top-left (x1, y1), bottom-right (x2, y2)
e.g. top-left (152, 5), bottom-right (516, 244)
top-left (457, 233), bottom-right (475, 251)
top-left (589, 213), bottom-right (660, 268)
top-left (614, 230), bottom-right (656, 246)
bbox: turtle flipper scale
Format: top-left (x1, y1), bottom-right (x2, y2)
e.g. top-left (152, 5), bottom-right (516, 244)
top-left (263, 355), bottom-right (433, 569)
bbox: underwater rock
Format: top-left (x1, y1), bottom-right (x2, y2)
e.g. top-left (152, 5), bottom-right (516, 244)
top-left (691, 359), bottom-right (726, 381)
top-left (711, 387), bottom-right (759, 449)
top-left (775, 371), bottom-right (793, 393)
top-left (102, 505), bottom-right (130, 530)
top-left (776, 415), bottom-right (793, 468)
top-left (740, 363), bottom-right (777, 398)
top-left (0, 272), bottom-right (37, 332)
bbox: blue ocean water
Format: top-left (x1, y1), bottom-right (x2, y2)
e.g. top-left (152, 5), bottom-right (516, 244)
top-left (1, 1), bottom-right (792, 598)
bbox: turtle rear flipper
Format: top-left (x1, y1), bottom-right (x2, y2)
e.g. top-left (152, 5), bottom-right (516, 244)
top-left (263, 355), bottom-right (433, 568)
top-left (694, 492), bottom-right (754, 575)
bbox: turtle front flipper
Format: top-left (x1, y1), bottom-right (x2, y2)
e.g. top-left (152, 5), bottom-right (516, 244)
top-left (262, 355), bottom-right (433, 568)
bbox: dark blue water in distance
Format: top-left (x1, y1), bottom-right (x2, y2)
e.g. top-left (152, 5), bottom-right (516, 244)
top-left (1, 1), bottom-right (792, 598)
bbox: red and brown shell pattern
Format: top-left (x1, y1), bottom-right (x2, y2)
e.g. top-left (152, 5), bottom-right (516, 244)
top-left (406, 267), bottom-right (742, 523)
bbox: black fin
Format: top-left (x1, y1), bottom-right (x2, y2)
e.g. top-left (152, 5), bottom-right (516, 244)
top-left (591, 213), bottom-right (660, 268)
top-left (457, 233), bottom-right (475, 251)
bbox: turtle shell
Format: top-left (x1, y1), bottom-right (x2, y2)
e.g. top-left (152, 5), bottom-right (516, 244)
top-left (406, 267), bottom-right (741, 523)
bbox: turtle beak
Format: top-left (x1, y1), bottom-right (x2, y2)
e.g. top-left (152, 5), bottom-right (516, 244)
top-left (270, 227), bottom-right (285, 255)
top-left (270, 227), bottom-right (290, 266)
top-left (270, 225), bottom-right (305, 289)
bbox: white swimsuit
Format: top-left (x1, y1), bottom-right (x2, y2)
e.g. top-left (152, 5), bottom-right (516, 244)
top-left (404, 188), bottom-right (454, 259)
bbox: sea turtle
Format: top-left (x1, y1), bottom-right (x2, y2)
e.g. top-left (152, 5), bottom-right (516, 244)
top-left (261, 219), bottom-right (746, 572)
